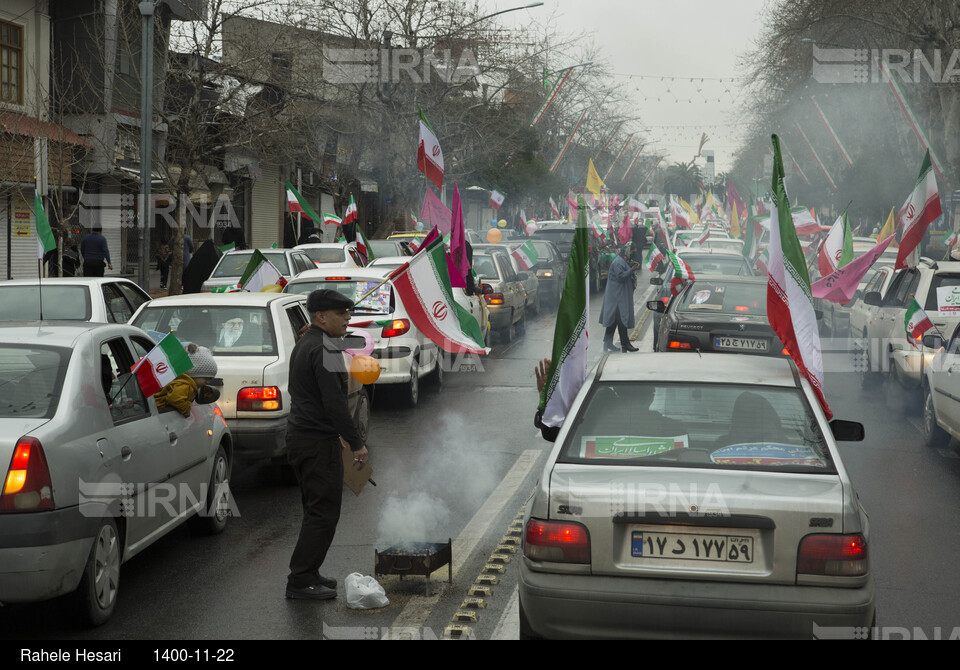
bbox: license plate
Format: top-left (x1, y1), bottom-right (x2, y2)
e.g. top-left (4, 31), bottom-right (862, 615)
top-left (631, 531), bottom-right (754, 563)
top-left (714, 336), bottom-right (768, 352)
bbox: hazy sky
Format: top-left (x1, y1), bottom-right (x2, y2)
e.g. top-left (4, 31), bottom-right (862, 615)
top-left (483, 0), bottom-right (770, 172)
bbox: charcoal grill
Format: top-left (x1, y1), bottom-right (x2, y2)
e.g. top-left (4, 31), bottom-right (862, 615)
top-left (375, 539), bottom-right (452, 593)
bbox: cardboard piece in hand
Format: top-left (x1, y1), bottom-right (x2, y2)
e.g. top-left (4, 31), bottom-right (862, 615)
top-left (341, 438), bottom-right (373, 496)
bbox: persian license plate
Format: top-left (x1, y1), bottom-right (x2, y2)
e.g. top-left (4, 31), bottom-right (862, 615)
top-left (714, 336), bottom-right (768, 352)
top-left (631, 531), bottom-right (754, 563)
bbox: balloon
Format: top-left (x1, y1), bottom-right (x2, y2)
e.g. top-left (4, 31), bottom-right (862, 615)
top-left (498, 219), bottom-right (507, 228)
top-left (345, 329), bottom-right (375, 357)
top-left (260, 284), bottom-right (283, 292)
top-left (486, 228), bottom-right (502, 243)
top-left (490, 219), bottom-right (498, 228)
top-left (350, 355), bottom-right (381, 384)
top-left (525, 222), bottom-right (538, 236)
top-left (415, 220), bottom-right (424, 231)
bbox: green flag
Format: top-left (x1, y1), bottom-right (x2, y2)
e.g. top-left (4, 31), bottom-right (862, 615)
top-left (35, 191), bottom-right (56, 261)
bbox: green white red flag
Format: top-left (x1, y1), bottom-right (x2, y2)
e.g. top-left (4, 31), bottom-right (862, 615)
top-left (665, 249), bottom-right (695, 296)
top-left (130, 333), bottom-right (193, 398)
top-left (896, 149), bottom-right (942, 270)
top-left (817, 206), bottom-right (853, 277)
top-left (387, 241), bottom-right (487, 356)
top-left (417, 107), bottom-right (444, 189)
top-left (767, 134), bottom-right (831, 420)
top-left (239, 250), bottom-right (287, 292)
top-left (537, 197), bottom-right (590, 430)
top-left (285, 181), bottom-right (318, 221)
top-left (511, 240), bottom-right (539, 270)
top-left (904, 299), bottom-right (934, 348)
top-left (356, 228), bottom-right (375, 264)
top-left (644, 245), bottom-right (665, 273)
top-left (323, 213), bottom-right (342, 226)
top-left (344, 194), bottom-right (358, 225)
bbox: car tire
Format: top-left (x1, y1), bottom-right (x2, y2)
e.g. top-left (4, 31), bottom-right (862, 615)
top-left (189, 445), bottom-right (231, 536)
top-left (428, 351), bottom-right (444, 390)
top-left (74, 517), bottom-right (121, 627)
top-left (516, 307), bottom-right (527, 336)
top-left (405, 358), bottom-right (420, 407)
top-left (499, 310), bottom-right (513, 344)
top-left (354, 386), bottom-right (371, 443)
top-left (922, 385), bottom-right (950, 449)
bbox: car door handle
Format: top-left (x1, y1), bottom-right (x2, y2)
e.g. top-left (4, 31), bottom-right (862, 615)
top-left (169, 432), bottom-right (178, 443)
top-left (121, 446), bottom-right (132, 460)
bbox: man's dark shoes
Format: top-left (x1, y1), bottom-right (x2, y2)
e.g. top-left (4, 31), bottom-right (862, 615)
top-left (286, 583), bottom-right (337, 600)
top-left (317, 574), bottom-right (337, 589)
top-left (622, 343), bottom-right (639, 352)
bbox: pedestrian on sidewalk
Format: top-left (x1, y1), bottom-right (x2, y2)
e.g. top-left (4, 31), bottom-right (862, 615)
top-left (80, 226), bottom-right (112, 277)
top-left (156, 243), bottom-right (172, 289)
top-left (599, 248), bottom-right (639, 353)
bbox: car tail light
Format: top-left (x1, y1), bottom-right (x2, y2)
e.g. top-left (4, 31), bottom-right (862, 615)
top-left (734, 305), bottom-right (750, 312)
top-left (668, 340), bottom-right (694, 350)
top-left (324, 277), bottom-right (350, 281)
top-left (660, 296), bottom-right (669, 306)
top-left (237, 386), bottom-right (282, 411)
top-left (797, 533), bottom-right (868, 576)
top-left (782, 348), bottom-right (791, 356)
top-left (523, 518), bottom-right (590, 564)
top-left (381, 319), bottom-right (410, 338)
top-left (1, 437), bottom-right (54, 512)
top-left (213, 405), bottom-right (228, 427)
top-left (484, 293), bottom-right (505, 306)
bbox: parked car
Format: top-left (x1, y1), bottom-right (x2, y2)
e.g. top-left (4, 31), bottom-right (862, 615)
top-left (921, 322), bottom-right (960, 448)
top-left (858, 258), bottom-right (960, 389)
top-left (648, 276), bottom-right (788, 357)
top-left (473, 250), bottom-right (527, 343)
top-left (283, 267), bottom-right (444, 406)
top-left (200, 248), bottom-right (315, 292)
top-left (0, 277), bottom-right (150, 323)
top-left (0, 322), bottom-right (231, 625)
top-left (519, 352), bottom-right (873, 639)
top-left (294, 241), bottom-right (367, 269)
top-left (130, 292), bottom-right (370, 468)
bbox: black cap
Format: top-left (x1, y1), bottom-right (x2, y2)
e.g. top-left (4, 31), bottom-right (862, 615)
top-left (307, 289), bottom-right (354, 313)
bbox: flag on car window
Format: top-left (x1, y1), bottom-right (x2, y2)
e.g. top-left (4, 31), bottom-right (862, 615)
top-left (538, 197), bottom-right (590, 432)
top-left (511, 240), bottom-right (539, 270)
top-left (239, 250), bottom-right (287, 292)
top-left (355, 228), bottom-right (375, 264)
top-left (130, 333), bottom-right (193, 398)
top-left (904, 299), bottom-right (934, 348)
top-left (664, 250), bottom-right (695, 296)
top-left (767, 134), bottom-right (831, 420)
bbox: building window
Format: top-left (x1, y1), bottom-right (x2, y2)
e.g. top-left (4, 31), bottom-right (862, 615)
top-left (0, 20), bottom-right (23, 104)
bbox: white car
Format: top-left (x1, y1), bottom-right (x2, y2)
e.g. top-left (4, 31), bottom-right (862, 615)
top-left (0, 322), bottom-right (231, 625)
top-left (0, 277), bottom-right (151, 323)
top-left (130, 292), bottom-right (370, 470)
top-left (294, 242), bottom-right (367, 269)
top-left (921, 322), bottom-right (960, 448)
top-left (200, 248), bottom-right (316, 292)
top-left (283, 267), bottom-right (443, 406)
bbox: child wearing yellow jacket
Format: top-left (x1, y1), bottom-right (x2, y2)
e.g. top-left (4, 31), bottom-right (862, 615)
top-left (155, 343), bottom-right (218, 416)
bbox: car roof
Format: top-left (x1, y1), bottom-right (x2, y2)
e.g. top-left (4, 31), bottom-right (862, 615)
top-left (685, 275), bottom-right (767, 286)
top-left (0, 321), bottom-right (138, 345)
top-left (0, 277), bottom-right (140, 287)
top-left (294, 242), bottom-right (356, 249)
top-left (598, 352), bottom-right (799, 387)
top-left (137, 292), bottom-right (302, 307)
top-left (287, 267), bottom-right (393, 281)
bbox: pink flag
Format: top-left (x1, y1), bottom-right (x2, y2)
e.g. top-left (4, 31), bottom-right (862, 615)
top-left (449, 183), bottom-right (469, 288)
top-left (811, 235), bottom-right (895, 303)
top-left (420, 187), bottom-right (453, 234)
top-left (416, 225), bottom-right (441, 254)
top-left (617, 214), bottom-right (632, 244)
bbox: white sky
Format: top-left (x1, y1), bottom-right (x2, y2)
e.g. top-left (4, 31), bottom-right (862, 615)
top-left (483, 0), bottom-right (770, 172)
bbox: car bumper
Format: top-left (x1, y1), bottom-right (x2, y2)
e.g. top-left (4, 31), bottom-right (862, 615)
top-left (892, 349), bottom-right (936, 388)
top-left (486, 305), bottom-right (512, 330)
top-left (227, 417), bottom-right (287, 460)
top-left (519, 562), bottom-right (875, 639)
top-left (370, 344), bottom-right (416, 384)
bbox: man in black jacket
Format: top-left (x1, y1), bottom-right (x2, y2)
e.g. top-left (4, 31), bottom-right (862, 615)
top-left (285, 289), bottom-right (369, 600)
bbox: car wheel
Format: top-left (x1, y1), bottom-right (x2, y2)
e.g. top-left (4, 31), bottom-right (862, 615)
top-left (499, 310), bottom-right (513, 343)
top-left (516, 307), bottom-right (527, 336)
top-left (922, 385), bottom-right (950, 449)
top-left (74, 517), bottom-right (120, 626)
top-left (354, 387), bottom-right (371, 442)
top-left (189, 445), bottom-right (231, 536)
top-left (405, 358), bottom-right (420, 407)
top-left (428, 351), bottom-right (444, 390)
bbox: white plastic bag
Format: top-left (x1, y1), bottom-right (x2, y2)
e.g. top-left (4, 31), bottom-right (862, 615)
top-left (344, 572), bottom-right (389, 610)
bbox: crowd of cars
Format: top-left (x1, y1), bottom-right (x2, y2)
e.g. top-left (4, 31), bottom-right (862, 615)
top-left (0, 232), bottom-right (562, 626)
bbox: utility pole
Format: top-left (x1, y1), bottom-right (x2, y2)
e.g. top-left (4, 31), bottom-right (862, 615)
top-left (137, 1), bottom-right (158, 291)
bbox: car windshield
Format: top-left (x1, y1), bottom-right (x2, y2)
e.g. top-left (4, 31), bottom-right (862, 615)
top-left (0, 345), bottom-right (70, 418)
top-left (678, 255), bottom-right (752, 276)
top-left (0, 286), bottom-right (92, 320)
top-left (529, 240), bottom-right (556, 261)
top-left (368, 241), bottom-right (398, 256)
top-left (300, 247), bottom-right (346, 263)
top-left (212, 253), bottom-right (290, 278)
top-left (533, 230), bottom-right (574, 253)
top-left (286, 279), bottom-right (394, 315)
top-left (926, 273), bottom-right (960, 313)
top-left (677, 281), bottom-right (766, 315)
top-left (132, 306), bottom-right (277, 355)
top-left (559, 382), bottom-right (832, 473)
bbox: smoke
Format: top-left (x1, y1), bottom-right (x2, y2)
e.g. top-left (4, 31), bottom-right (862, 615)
top-left (375, 411), bottom-right (501, 549)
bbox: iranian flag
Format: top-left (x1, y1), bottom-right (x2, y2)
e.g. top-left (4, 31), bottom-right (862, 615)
top-left (323, 213), bottom-right (342, 226)
top-left (904, 299), bottom-right (934, 347)
top-left (239, 250), bottom-right (287, 292)
top-left (816, 206), bottom-right (853, 277)
top-left (896, 149), bottom-right (943, 270)
top-left (285, 181), bottom-right (318, 221)
top-left (665, 249), bottom-right (695, 296)
top-left (210, 283), bottom-right (241, 293)
top-left (417, 107), bottom-right (444, 190)
top-left (511, 240), bottom-right (539, 270)
top-left (388, 241), bottom-right (488, 356)
top-left (694, 228), bottom-right (710, 246)
top-left (627, 197), bottom-right (643, 214)
top-left (645, 245), bottom-right (665, 273)
top-left (489, 190), bottom-right (505, 210)
top-left (549, 197), bottom-right (560, 219)
top-left (356, 228), bottom-right (375, 264)
top-left (944, 231), bottom-right (959, 249)
top-left (767, 134), bottom-right (831, 420)
top-left (344, 194), bottom-right (358, 225)
top-left (537, 197), bottom-right (590, 430)
top-left (670, 197), bottom-right (691, 229)
top-left (130, 333), bottom-right (193, 398)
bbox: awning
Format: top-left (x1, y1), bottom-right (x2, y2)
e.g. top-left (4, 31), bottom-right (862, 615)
top-left (0, 112), bottom-right (90, 147)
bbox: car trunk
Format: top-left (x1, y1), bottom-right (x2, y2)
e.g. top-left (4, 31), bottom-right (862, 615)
top-left (212, 356), bottom-right (276, 420)
top-left (549, 464), bottom-right (846, 585)
top-left (675, 313), bottom-right (785, 355)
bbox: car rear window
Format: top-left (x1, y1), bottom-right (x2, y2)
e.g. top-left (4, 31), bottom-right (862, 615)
top-left (286, 280), bottom-right (394, 315)
top-left (0, 345), bottom-right (70, 418)
top-left (300, 247), bottom-right (346, 264)
top-left (559, 382), bottom-right (833, 473)
top-left (0, 286), bottom-right (92, 320)
top-left (679, 255), bottom-right (753, 276)
top-left (131, 306), bottom-right (277, 355)
top-left (677, 281), bottom-right (766, 315)
top-left (925, 273), bottom-right (960, 313)
top-left (212, 253), bottom-right (290, 278)
top-left (472, 255), bottom-right (500, 280)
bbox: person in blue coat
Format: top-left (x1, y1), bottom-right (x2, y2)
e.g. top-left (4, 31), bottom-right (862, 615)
top-left (599, 249), bottom-right (639, 353)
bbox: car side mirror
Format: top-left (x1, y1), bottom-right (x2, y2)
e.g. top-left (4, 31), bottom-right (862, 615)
top-left (829, 419), bottom-right (864, 442)
top-left (517, 272), bottom-right (529, 281)
top-left (863, 291), bottom-right (883, 307)
top-left (923, 334), bottom-right (944, 350)
top-left (646, 299), bottom-right (667, 313)
top-left (196, 385), bottom-right (221, 405)
top-left (649, 277), bottom-right (663, 286)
